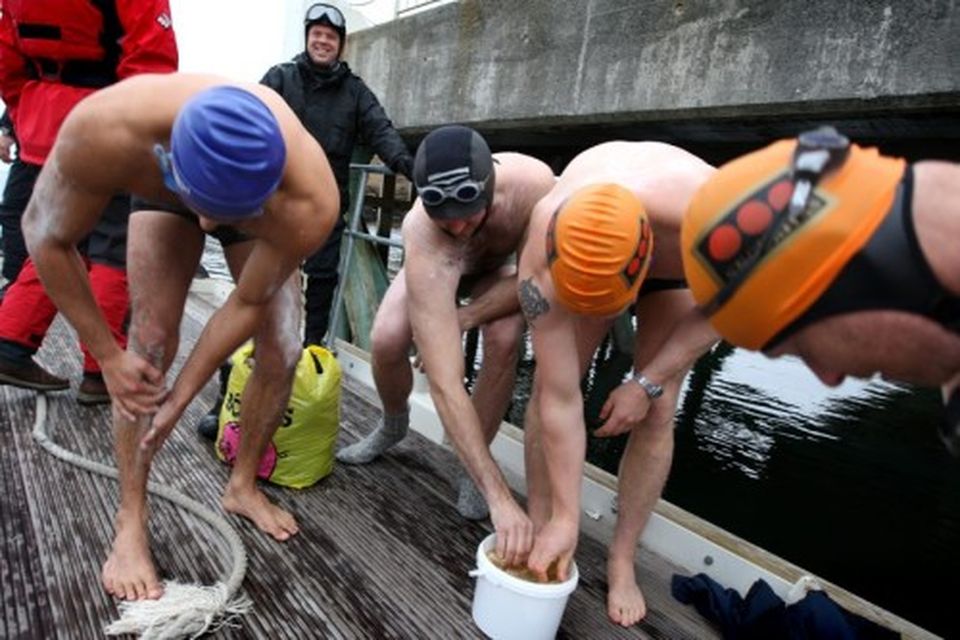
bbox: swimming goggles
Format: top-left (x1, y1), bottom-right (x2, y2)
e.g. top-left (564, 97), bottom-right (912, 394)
top-left (418, 167), bottom-right (489, 207)
top-left (700, 126), bottom-right (851, 317)
top-left (305, 3), bottom-right (346, 29)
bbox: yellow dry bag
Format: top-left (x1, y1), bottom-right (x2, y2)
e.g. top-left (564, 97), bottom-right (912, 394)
top-left (216, 343), bottom-right (341, 488)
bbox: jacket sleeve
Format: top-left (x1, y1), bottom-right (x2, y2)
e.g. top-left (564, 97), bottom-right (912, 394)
top-left (0, 5), bottom-right (27, 121)
top-left (355, 81), bottom-right (413, 180)
top-left (115, 0), bottom-right (179, 78)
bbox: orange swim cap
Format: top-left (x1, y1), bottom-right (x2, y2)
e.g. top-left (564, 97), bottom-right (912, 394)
top-left (547, 184), bottom-right (653, 316)
top-left (682, 134), bottom-right (905, 350)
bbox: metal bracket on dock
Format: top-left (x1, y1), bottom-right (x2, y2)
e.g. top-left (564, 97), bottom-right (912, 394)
top-left (324, 163), bottom-right (407, 353)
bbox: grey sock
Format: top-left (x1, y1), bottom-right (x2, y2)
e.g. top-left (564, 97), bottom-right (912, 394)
top-left (336, 411), bottom-right (409, 465)
top-left (456, 473), bottom-right (489, 520)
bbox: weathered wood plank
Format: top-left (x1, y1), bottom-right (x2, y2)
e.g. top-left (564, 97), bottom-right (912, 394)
top-left (0, 304), bottom-right (720, 639)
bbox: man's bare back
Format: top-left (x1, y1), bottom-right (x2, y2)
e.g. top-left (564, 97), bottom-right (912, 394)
top-left (533, 141), bottom-right (715, 279)
top-left (39, 74), bottom-right (336, 266)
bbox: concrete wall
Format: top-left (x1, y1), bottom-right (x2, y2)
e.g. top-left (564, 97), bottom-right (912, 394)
top-left (347, 0), bottom-right (959, 134)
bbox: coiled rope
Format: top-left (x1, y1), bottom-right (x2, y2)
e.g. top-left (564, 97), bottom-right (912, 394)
top-left (31, 392), bottom-right (251, 639)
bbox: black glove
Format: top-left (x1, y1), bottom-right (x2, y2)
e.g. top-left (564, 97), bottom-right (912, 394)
top-left (395, 154), bottom-right (414, 182)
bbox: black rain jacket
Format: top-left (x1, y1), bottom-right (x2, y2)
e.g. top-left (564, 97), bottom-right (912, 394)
top-left (261, 54), bottom-right (413, 214)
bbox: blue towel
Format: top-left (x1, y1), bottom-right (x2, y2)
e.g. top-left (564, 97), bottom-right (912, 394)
top-left (671, 573), bottom-right (900, 640)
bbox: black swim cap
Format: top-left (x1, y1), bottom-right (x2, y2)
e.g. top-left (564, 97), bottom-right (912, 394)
top-left (413, 125), bottom-right (495, 220)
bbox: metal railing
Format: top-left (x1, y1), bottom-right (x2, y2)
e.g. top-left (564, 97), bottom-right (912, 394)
top-left (324, 163), bottom-right (406, 349)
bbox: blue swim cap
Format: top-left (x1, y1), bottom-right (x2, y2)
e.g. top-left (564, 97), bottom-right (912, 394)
top-left (159, 86), bottom-right (286, 220)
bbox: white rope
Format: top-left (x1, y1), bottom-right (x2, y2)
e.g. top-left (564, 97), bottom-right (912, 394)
top-left (31, 393), bottom-right (252, 639)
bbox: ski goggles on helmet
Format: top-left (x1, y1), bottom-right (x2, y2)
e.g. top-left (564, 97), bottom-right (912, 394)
top-left (700, 126), bottom-right (852, 317)
top-left (418, 168), bottom-right (489, 208)
top-left (305, 3), bottom-right (345, 29)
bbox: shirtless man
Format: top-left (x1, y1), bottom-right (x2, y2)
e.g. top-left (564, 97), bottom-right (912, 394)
top-left (23, 73), bottom-right (339, 600)
top-left (336, 125), bottom-right (556, 565)
top-left (682, 126), bottom-right (960, 451)
top-left (518, 141), bottom-right (719, 626)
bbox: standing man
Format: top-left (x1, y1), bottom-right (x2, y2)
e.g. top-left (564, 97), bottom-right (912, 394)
top-left (682, 127), bottom-right (960, 450)
top-left (0, 0), bottom-right (178, 402)
top-left (0, 109), bottom-right (29, 289)
top-left (518, 141), bottom-right (719, 627)
top-left (24, 73), bottom-right (339, 600)
top-left (261, 1), bottom-right (414, 346)
top-left (336, 125), bottom-right (556, 566)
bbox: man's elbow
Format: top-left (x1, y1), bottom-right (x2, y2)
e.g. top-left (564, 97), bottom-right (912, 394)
top-left (22, 206), bottom-right (48, 257)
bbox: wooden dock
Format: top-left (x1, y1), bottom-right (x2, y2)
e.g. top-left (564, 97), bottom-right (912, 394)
top-left (0, 286), bottom-right (720, 639)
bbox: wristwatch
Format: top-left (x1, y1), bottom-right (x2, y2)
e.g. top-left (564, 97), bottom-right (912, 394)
top-left (629, 370), bottom-right (663, 399)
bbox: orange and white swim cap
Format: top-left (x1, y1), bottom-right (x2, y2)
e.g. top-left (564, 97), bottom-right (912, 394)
top-left (547, 183), bottom-right (653, 316)
top-left (682, 133), bottom-right (905, 350)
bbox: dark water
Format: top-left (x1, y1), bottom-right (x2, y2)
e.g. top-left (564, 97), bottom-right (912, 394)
top-left (667, 346), bottom-right (958, 639)
top-left (204, 238), bottom-right (957, 638)
top-left (506, 338), bottom-right (958, 638)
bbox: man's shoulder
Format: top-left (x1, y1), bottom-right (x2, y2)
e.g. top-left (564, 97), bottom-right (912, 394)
top-left (494, 151), bottom-right (554, 177)
top-left (267, 60), bottom-right (299, 75)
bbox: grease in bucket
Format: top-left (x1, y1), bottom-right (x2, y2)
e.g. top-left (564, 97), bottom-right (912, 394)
top-left (486, 549), bottom-right (562, 583)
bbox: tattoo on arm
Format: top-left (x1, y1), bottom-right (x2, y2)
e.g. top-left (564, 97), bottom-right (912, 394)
top-left (519, 278), bottom-right (550, 321)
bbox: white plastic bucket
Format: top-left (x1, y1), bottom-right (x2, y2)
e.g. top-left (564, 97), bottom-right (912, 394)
top-left (469, 533), bottom-right (579, 640)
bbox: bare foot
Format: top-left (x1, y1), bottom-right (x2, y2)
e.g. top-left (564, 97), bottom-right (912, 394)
top-left (222, 484), bottom-right (299, 541)
top-left (607, 556), bottom-right (647, 627)
top-left (102, 518), bottom-right (163, 601)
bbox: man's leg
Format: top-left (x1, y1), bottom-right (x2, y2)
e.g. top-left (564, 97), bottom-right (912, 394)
top-left (219, 268), bottom-right (302, 541)
top-left (0, 257), bottom-right (68, 390)
top-left (606, 289), bottom-right (695, 626)
top-left (605, 394), bottom-right (675, 625)
top-left (0, 160), bottom-right (39, 284)
top-left (302, 217), bottom-right (344, 346)
top-left (336, 271), bottom-right (414, 464)
top-left (457, 311), bottom-right (525, 519)
top-left (102, 211), bottom-right (202, 600)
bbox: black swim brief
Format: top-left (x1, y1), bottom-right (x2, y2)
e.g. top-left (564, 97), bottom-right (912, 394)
top-left (130, 196), bottom-right (251, 247)
top-left (638, 278), bottom-right (688, 298)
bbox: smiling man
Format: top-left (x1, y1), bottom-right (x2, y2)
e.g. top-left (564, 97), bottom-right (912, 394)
top-left (682, 126), bottom-right (960, 448)
top-left (23, 73), bottom-right (339, 600)
top-left (260, 1), bottom-right (413, 347)
top-left (335, 125), bottom-right (556, 567)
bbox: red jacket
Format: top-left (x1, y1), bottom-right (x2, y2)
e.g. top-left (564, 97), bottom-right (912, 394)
top-left (0, 0), bottom-right (178, 164)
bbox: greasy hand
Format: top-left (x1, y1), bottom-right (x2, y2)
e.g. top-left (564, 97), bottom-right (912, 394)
top-left (0, 135), bottom-right (14, 163)
top-left (595, 382), bottom-right (650, 437)
top-left (456, 305), bottom-right (474, 333)
top-left (140, 397), bottom-right (183, 451)
top-left (490, 496), bottom-right (535, 568)
top-left (101, 351), bottom-right (166, 421)
top-left (412, 349), bottom-right (426, 373)
top-left (527, 517), bottom-right (578, 582)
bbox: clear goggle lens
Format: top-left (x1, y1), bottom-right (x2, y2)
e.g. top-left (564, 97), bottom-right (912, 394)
top-left (419, 179), bottom-right (485, 207)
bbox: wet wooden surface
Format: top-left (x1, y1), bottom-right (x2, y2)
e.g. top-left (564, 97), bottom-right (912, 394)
top-left (0, 290), bottom-right (720, 639)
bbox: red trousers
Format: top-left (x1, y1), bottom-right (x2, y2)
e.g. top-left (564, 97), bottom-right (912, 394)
top-left (0, 257), bottom-right (128, 373)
